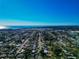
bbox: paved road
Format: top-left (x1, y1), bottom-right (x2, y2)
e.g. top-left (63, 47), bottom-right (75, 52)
top-left (17, 31), bottom-right (36, 53)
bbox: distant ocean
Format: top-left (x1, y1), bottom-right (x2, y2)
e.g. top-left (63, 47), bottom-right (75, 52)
top-left (4, 26), bottom-right (79, 30)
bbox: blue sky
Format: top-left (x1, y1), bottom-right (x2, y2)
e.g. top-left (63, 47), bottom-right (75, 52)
top-left (0, 0), bottom-right (79, 26)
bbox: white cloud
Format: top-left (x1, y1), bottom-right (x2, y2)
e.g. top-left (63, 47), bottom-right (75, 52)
top-left (0, 25), bottom-right (7, 29)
